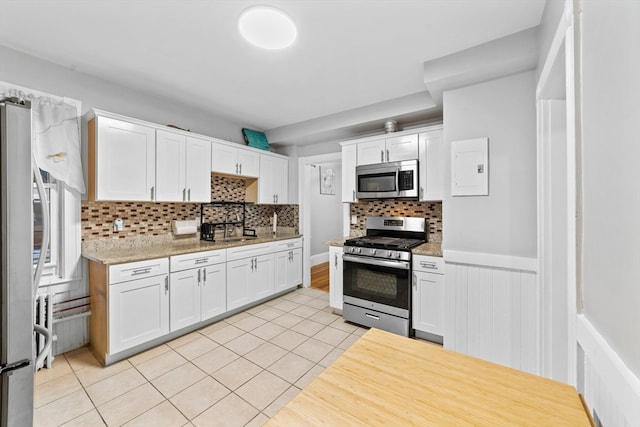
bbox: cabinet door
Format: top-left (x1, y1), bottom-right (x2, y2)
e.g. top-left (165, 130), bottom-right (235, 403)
top-left (226, 258), bottom-right (252, 310)
top-left (286, 248), bottom-right (303, 287)
top-left (96, 116), bottom-right (156, 201)
top-left (237, 149), bottom-right (260, 177)
top-left (341, 145), bottom-right (357, 202)
top-left (258, 155), bottom-right (276, 204)
top-left (251, 254), bottom-right (274, 302)
top-left (170, 269), bottom-right (201, 332)
top-left (329, 246), bottom-right (343, 310)
top-left (185, 136), bottom-right (212, 202)
top-left (412, 271), bottom-right (444, 336)
top-left (273, 250), bottom-right (289, 293)
top-left (273, 157), bottom-right (288, 204)
top-left (156, 129), bottom-right (186, 202)
top-left (386, 134), bottom-right (419, 162)
top-left (109, 274), bottom-right (169, 354)
top-left (211, 142), bottom-right (238, 175)
top-left (356, 139), bottom-right (386, 166)
top-left (201, 263), bottom-right (226, 321)
top-left (418, 129), bottom-right (444, 201)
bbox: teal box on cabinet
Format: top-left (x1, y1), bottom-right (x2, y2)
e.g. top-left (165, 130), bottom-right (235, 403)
top-left (242, 128), bottom-right (270, 151)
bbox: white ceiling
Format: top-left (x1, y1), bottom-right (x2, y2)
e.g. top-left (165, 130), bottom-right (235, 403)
top-left (0, 0), bottom-right (545, 145)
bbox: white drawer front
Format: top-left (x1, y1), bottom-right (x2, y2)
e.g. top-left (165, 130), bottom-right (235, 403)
top-left (109, 258), bottom-right (169, 284)
top-left (274, 238), bottom-right (302, 252)
top-left (413, 255), bottom-right (444, 274)
top-left (226, 242), bottom-right (274, 261)
top-left (170, 249), bottom-right (227, 272)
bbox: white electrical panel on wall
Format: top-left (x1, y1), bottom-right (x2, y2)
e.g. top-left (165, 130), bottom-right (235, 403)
top-left (451, 137), bottom-right (489, 196)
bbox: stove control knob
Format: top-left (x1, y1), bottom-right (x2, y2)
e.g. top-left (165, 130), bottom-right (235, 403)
top-left (371, 249), bottom-right (376, 255)
top-left (357, 247), bottom-right (362, 254)
top-left (387, 250), bottom-right (392, 257)
top-left (395, 252), bottom-right (401, 259)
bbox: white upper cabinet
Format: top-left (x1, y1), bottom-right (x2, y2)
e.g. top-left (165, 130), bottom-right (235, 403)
top-left (386, 134), bottom-right (419, 162)
top-left (92, 115), bottom-right (156, 201)
top-left (259, 154), bottom-right (288, 204)
top-left (418, 127), bottom-right (444, 201)
top-left (356, 134), bottom-right (418, 166)
top-left (155, 130), bottom-right (211, 203)
top-left (341, 144), bottom-right (357, 203)
top-left (156, 130), bottom-right (186, 202)
top-left (184, 136), bottom-right (212, 202)
top-left (356, 139), bottom-right (386, 165)
top-left (211, 140), bottom-right (260, 178)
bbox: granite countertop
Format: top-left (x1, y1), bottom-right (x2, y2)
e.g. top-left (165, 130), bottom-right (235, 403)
top-left (324, 237), bottom-right (442, 257)
top-left (83, 233), bottom-right (303, 265)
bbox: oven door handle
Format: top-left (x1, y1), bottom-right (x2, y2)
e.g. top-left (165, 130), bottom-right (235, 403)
top-left (343, 254), bottom-right (410, 270)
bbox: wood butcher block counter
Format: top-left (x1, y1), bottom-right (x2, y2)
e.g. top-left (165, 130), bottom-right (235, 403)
top-left (266, 329), bottom-right (592, 426)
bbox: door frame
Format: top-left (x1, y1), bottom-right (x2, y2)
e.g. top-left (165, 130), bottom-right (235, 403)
top-left (298, 152), bottom-right (342, 287)
top-left (536, 0), bottom-right (579, 386)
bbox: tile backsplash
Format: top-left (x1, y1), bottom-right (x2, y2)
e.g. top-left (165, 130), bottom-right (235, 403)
top-left (350, 200), bottom-right (442, 242)
top-left (81, 175), bottom-right (298, 241)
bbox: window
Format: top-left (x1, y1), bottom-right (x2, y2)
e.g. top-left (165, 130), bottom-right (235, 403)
top-left (33, 169), bottom-right (60, 277)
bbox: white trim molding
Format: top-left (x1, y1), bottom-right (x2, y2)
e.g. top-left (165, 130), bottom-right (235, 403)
top-left (444, 249), bottom-right (537, 273)
top-left (577, 315), bottom-right (640, 426)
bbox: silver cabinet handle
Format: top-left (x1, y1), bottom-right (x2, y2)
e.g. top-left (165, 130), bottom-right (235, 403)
top-left (132, 267), bottom-right (152, 276)
top-left (150, 186), bottom-right (155, 201)
top-left (365, 313), bottom-right (380, 320)
top-left (420, 186), bottom-right (424, 199)
top-left (195, 258), bottom-right (208, 264)
top-left (197, 268), bottom-right (201, 285)
top-left (254, 257), bottom-right (258, 271)
top-left (380, 150), bottom-right (384, 163)
top-left (203, 268), bottom-right (206, 283)
top-left (352, 189), bottom-right (355, 201)
top-left (239, 163), bottom-right (242, 175)
top-left (235, 163), bottom-right (239, 174)
top-left (250, 258), bottom-right (254, 272)
top-left (164, 276), bottom-right (169, 294)
top-left (334, 253), bottom-right (338, 267)
top-left (183, 188), bottom-right (186, 201)
top-left (188, 188), bottom-right (191, 201)
top-left (413, 273), bottom-right (417, 289)
top-left (420, 262), bottom-right (437, 269)
top-left (386, 149), bottom-right (390, 162)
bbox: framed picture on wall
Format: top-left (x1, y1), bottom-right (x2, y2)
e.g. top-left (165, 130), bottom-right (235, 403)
top-left (320, 166), bottom-right (336, 195)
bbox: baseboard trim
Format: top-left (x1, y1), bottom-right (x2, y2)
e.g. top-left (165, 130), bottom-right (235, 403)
top-left (443, 249), bottom-right (538, 272)
top-left (310, 252), bottom-right (329, 267)
top-left (576, 314), bottom-right (640, 424)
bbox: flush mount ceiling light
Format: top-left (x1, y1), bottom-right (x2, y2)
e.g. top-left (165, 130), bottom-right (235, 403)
top-left (238, 5), bottom-right (297, 50)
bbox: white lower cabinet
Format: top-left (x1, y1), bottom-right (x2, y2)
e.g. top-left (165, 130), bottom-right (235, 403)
top-left (226, 242), bottom-right (275, 311)
top-left (329, 246), bottom-right (344, 310)
top-left (274, 238), bottom-right (303, 292)
top-left (412, 255), bottom-right (445, 339)
top-left (107, 258), bottom-right (170, 355)
top-left (169, 249), bottom-right (227, 332)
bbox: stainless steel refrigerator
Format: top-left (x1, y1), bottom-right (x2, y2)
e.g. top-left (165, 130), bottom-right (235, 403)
top-left (0, 99), bottom-right (35, 426)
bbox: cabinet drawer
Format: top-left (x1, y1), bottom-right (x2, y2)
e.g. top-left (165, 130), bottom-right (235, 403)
top-left (109, 258), bottom-right (169, 284)
top-left (226, 242), bottom-right (274, 261)
top-left (413, 255), bottom-right (444, 274)
top-left (274, 238), bottom-right (302, 252)
top-left (170, 249), bottom-right (226, 272)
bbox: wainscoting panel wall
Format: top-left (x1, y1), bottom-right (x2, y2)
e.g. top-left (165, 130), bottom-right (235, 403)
top-left (444, 251), bottom-right (539, 375)
top-left (577, 315), bottom-right (640, 427)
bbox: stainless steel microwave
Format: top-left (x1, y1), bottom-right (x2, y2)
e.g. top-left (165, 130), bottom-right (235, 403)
top-left (356, 159), bottom-right (419, 199)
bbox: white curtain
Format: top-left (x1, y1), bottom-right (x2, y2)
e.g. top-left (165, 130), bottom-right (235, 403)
top-left (32, 97), bottom-right (85, 194)
top-left (1, 85), bottom-right (86, 194)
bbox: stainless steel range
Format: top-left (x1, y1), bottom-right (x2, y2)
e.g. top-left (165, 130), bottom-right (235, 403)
top-left (342, 216), bottom-right (426, 337)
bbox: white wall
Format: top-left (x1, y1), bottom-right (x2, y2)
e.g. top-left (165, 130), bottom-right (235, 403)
top-left (309, 161), bottom-right (342, 258)
top-left (580, 0), bottom-right (640, 380)
top-left (442, 71), bottom-right (537, 258)
top-left (0, 45), bottom-right (245, 143)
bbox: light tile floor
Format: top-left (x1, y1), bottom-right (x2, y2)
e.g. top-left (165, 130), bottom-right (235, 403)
top-left (34, 287), bottom-right (367, 427)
